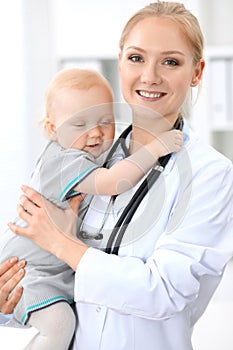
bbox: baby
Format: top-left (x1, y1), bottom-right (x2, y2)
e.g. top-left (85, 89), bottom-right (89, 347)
top-left (0, 68), bottom-right (182, 349)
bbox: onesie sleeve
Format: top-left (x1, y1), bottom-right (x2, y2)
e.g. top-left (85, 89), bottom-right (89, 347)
top-left (38, 144), bottom-right (99, 205)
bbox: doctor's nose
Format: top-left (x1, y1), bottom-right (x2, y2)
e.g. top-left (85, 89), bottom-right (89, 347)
top-left (141, 63), bottom-right (162, 85)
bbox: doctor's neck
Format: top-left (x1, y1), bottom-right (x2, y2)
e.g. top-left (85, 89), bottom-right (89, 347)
top-left (129, 115), bottom-right (177, 153)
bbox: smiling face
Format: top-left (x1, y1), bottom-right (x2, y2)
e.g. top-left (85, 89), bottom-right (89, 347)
top-left (47, 84), bottom-right (115, 158)
top-left (119, 16), bottom-right (204, 126)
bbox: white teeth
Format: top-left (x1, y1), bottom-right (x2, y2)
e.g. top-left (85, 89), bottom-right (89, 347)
top-left (139, 91), bottom-right (162, 98)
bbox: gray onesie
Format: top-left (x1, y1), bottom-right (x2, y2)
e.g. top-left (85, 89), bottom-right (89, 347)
top-left (0, 141), bottom-right (99, 324)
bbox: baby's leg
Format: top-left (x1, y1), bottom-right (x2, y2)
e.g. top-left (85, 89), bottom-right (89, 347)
top-left (24, 302), bottom-right (76, 350)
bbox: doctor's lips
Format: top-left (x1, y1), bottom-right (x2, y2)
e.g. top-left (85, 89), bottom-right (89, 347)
top-left (137, 90), bottom-right (166, 101)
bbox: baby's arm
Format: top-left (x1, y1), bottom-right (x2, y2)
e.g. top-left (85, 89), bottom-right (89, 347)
top-left (77, 129), bottom-right (183, 195)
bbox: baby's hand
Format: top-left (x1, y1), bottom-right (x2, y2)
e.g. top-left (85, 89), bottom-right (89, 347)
top-left (157, 129), bottom-right (183, 156)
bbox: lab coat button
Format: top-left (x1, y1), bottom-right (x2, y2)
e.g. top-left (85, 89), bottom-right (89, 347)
top-left (96, 307), bottom-right (101, 312)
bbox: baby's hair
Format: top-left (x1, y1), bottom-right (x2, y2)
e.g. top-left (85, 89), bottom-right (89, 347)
top-left (41, 68), bottom-right (113, 138)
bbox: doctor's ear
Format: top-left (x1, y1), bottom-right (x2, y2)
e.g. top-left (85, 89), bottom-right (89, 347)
top-left (118, 52), bottom-right (123, 72)
top-left (191, 59), bottom-right (205, 87)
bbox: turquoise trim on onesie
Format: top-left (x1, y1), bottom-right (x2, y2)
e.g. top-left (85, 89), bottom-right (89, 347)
top-left (21, 296), bottom-right (74, 324)
top-left (59, 164), bottom-right (97, 200)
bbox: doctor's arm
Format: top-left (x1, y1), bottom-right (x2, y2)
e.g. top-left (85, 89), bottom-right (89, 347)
top-left (1, 191), bottom-right (87, 315)
top-left (8, 187), bottom-right (88, 271)
top-left (73, 159), bottom-right (233, 319)
top-left (8, 159), bottom-right (233, 319)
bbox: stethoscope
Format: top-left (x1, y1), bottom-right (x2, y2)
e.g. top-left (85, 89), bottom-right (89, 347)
top-left (79, 117), bottom-right (183, 255)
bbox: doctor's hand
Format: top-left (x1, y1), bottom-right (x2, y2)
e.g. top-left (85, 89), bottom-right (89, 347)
top-left (0, 257), bottom-right (25, 314)
top-left (8, 186), bottom-right (88, 270)
top-left (9, 185), bottom-right (82, 237)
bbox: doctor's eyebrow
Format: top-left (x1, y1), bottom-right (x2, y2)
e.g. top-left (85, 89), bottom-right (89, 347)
top-left (125, 46), bottom-right (186, 57)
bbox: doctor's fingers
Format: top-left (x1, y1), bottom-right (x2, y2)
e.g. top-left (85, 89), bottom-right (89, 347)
top-left (0, 260), bottom-right (25, 314)
top-left (0, 258), bottom-right (25, 286)
top-left (0, 284), bottom-right (24, 315)
top-left (20, 185), bottom-right (43, 209)
top-left (69, 194), bottom-right (84, 214)
top-left (7, 201), bottom-right (39, 236)
top-left (19, 193), bottom-right (41, 216)
top-left (19, 186), bottom-right (57, 219)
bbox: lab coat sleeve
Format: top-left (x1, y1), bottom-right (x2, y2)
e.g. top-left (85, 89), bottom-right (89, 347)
top-left (74, 158), bottom-right (233, 320)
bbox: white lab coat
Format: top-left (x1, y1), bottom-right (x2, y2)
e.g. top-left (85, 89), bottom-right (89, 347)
top-left (72, 120), bottom-right (233, 350)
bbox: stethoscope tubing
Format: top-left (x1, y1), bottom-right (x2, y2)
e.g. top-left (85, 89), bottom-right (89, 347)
top-left (104, 117), bottom-right (183, 255)
top-left (108, 165), bottom-right (163, 255)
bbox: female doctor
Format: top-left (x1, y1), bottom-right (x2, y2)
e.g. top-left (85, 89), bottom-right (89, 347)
top-left (1, 1), bottom-right (233, 349)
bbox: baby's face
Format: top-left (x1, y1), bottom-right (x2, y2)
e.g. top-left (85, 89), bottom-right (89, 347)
top-left (52, 85), bottom-right (115, 158)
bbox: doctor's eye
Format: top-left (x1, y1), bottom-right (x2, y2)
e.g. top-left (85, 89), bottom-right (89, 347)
top-left (164, 59), bottom-right (179, 66)
top-left (128, 55), bottom-right (143, 63)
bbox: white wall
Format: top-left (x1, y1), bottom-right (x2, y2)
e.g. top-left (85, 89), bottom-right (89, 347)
top-left (49, 0), bottom-right (202, 59)
top-left (0, 0), bottom-right (58, 228)
top-left (199, 0), bottom-right (233, 46)
top-left (0, 0), bottom-right (28, 228)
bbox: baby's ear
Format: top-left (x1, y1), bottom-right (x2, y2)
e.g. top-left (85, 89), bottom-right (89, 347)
top-left (45, 117), bottom-right (57, 139)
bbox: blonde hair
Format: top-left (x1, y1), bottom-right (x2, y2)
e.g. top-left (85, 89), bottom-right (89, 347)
top-left (42, 68), bottom-right (113, 137)
top-left (119, 1), bottom-right (204, 65)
